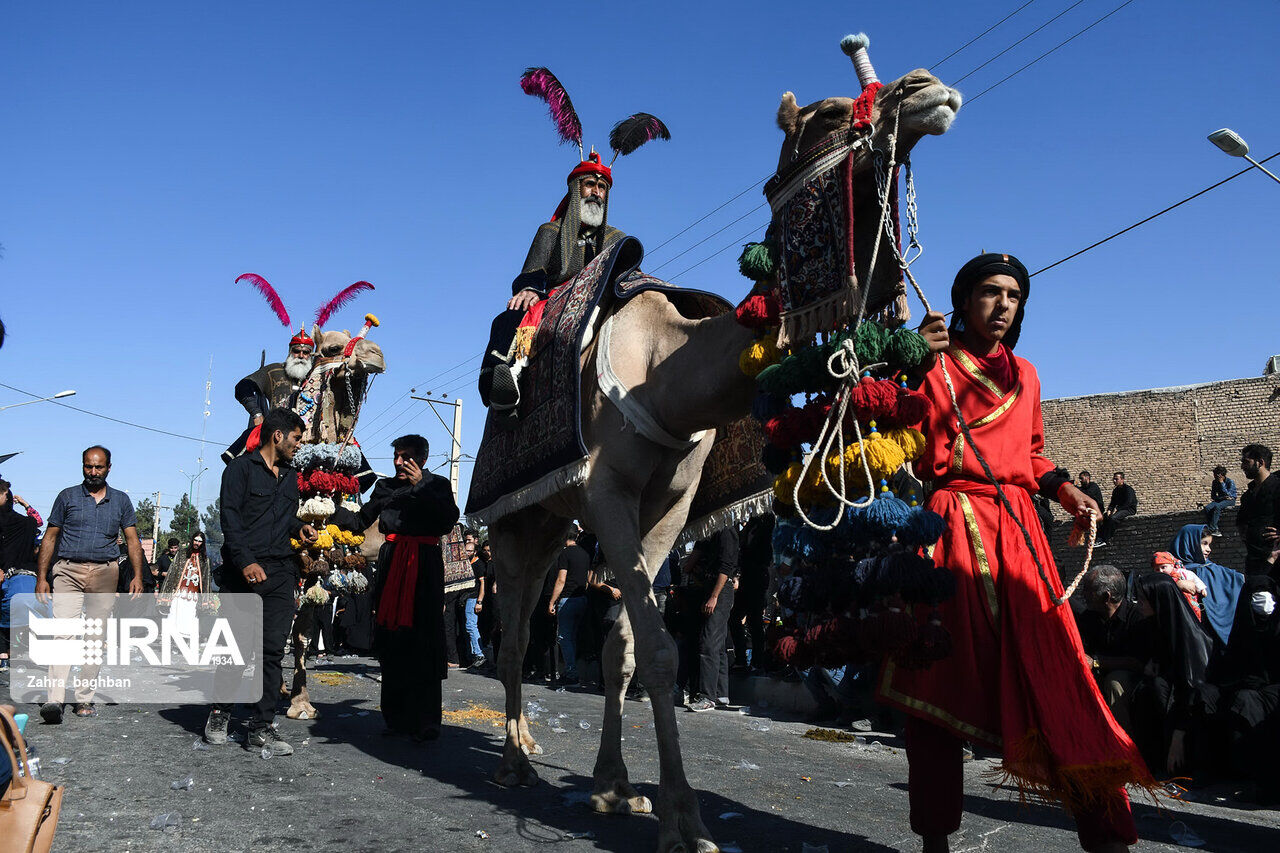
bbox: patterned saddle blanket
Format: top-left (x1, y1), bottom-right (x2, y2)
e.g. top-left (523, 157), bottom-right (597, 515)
top-left (465, 237), bottom-right (771, 538)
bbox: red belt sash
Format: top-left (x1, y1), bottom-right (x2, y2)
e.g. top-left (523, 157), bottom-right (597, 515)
top-left (375, 533), bottom-right (440, 630)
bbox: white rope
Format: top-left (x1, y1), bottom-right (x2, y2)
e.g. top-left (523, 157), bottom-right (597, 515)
top-left (792, 109), bottom-right (902, 531)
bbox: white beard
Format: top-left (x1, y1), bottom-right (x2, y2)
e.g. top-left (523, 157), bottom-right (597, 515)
top-left (284, 356), bottom-right (313, 382)
top-left (580, 199), bottom-right (605, 228)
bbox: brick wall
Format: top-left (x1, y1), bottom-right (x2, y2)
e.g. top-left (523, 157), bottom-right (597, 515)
top-left (1040, 374), bottom-right (1280, 518)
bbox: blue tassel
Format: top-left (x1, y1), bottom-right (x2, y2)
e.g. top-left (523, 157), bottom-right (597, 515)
top-left (864, 493), bottom-right (912, 538)
top-left (897, 508), bottom-right (946, 548)
top-left (752, 392), bottom-right (791, 422)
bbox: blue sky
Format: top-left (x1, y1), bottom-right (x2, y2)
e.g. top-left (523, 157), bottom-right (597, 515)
top-left (2, 1), bottom-right (1277, 529)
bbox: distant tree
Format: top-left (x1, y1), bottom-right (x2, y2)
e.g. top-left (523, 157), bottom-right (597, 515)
top-left (134, 497), bottom-right (159, 539)
top-left (201, 498), bottom-right (224, 549)
top-left (168, 493), bottom-right (200, 540)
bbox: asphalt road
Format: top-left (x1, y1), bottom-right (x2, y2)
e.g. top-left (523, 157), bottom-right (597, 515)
top-left (15, 658), bottom-right (1280, 852)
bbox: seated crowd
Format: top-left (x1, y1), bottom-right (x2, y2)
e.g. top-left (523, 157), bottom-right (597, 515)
top-left (1075, 520), bottom-right (1280, 804)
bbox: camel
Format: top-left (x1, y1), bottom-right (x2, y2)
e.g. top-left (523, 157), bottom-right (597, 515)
top-left (284, 324), bottom-right (385, 720)
top-left (485, 46), bottom-right (962, 852)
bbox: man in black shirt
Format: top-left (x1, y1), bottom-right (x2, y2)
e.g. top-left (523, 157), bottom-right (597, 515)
top-left (205, 408), bottom-right (317, 756)
top-left (156, 538), bottom-right (180, 585)
top-left (1075, 565), bottom-right (1150, 733)
top-left (1077, 471), bottom-right (1106, 519)
top-left (1096, 472), bottom-right (1138, 547)
top-left (685, 527), bottom-right (739, 712)
top-left (548, 531), bottom-right (591, 685)
top-left (1237, 444), bottom-right (1280, 577)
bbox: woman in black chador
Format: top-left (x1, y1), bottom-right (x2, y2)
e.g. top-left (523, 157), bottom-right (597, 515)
top-left (351, 434), bottom-right (459, 740)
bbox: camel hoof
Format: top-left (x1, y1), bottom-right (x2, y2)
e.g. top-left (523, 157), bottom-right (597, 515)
top-left (519, 741), bottom-right (544, 756)
top-left (493, 765), bottom-right (540, 788)
top-left (590, 793), bottom-right (653, 815)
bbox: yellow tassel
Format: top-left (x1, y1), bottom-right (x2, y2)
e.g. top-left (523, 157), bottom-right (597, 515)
top-left (773, 462), bottom-right (803, 505)
top-left (844, 433), bottom-right (905, 480)
top-left (738, 336), bottom-right (781, 377)
top-left (885, 426), bottom-right (927, 462)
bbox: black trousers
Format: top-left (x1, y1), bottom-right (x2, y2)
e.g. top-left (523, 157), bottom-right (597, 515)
top-left (214, 564), bottom-right (298, 729)
top-left (306, 600), bottom-right (335, 655)
top-left (697, 586), bottom-right (735, 700)
top-left (1099, 509), bottom-right (1135, 542)
top-left (478, 309), bottom-right (525, 406)
top-left (378, 628), bottom-right (444, 736)
top-left (526, 596), bottom-right (558, 679)
top-left (729, 582), bottom-right (768, 669)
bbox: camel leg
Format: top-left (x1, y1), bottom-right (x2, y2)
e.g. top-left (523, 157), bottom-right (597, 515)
top-left (287, 603), bottom-right (319, 720)
top-left (590, 611), bottom-right (652, 815)
top-left (588, 487), bottom-right (717, 853)
top-left (490, 510), bottom-right (571, 788)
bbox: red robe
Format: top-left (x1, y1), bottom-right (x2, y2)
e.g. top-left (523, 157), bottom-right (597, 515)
top-left (878, 344), bottom-right (1154, 811)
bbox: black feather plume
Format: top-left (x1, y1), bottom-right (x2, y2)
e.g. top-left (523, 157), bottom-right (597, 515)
top-left (608, 113), bottom-right (671, 157)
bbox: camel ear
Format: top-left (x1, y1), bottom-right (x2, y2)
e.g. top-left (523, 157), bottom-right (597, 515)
top-left (777, 92), bottom-right (799, 134)
top-left (311, 324), bottom-right (321, 344)
top-left (343, 329), bottom-right (350, 337)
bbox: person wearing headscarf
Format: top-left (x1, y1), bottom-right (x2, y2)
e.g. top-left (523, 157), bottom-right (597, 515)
top-left (0, 481), bottom-right (40, 666)
top-left (881, 252), bottom-right (1151, 853)
top-left (1168, 524), bottom-right (1244, 646)
top-left (1215, 576), bottom-right (1280, 803)
top-left (1130, 573), bottom-right (1213, 777)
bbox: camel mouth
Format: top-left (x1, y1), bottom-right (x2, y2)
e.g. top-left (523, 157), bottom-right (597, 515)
top-left (900, 84), bottom-right (961, 136)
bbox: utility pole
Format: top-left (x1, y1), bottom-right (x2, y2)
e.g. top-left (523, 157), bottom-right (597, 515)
top-left (195, 356), bottom-right (213, 515)
top-left (410, 393), bottom-right (464, 499)
top-left (152, 490), bottom-right (162, 547)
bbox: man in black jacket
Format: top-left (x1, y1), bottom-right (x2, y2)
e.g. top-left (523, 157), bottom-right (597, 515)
top-left (204, 408), bottom-right (317, 756)
top-left (1097, 472), bottom-right (1138, 547)
top-left (354, 433), bottom-right (459, 740)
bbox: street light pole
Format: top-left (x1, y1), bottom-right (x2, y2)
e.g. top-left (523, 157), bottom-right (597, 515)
top-left (1208, 128), bottom-right (1280, 186)
top-left (0, 390), bottom-right (77, 412)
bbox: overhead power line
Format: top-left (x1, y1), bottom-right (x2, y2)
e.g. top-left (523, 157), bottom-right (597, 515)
top-left (931, 0), bottom-right (1040, 69)
top-left (1031, 149), bottom-right (1280, 277)
top-left (0, 382), bottom-right (217, 444)
top-left (951, 0), bottom-right (1087, 86)
top-left (965, 0), bottom-right (1140, 104)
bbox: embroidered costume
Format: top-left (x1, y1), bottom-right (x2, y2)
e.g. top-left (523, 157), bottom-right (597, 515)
top-left (878, 253), bottom-right (1154, 850)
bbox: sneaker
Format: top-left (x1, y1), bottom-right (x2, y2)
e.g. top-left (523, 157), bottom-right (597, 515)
top-left (1093, 541), bottom-right (1107, 548)
top-left (39, 702), bottom-right (64, 725)
top-left (72, 703), bottom-right (97, 718)
top-left (204, 710), bottom-right (230, 745)
top-left (247, 724), bottom-right (294, 756)
top-left (687, 695), bottom-right (716, 713)
top-left (469, 656), bottom-right (487, 670)
top-left (847, 718), bottom-right (874, 733)
top-left (555, 674), bottom-right (580, 688)
top-left (1209, 529), bottom-right (1223, 537)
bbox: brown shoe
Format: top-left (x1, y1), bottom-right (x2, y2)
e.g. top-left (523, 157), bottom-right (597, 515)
top-left (73, 703), bottom-right (97, 718)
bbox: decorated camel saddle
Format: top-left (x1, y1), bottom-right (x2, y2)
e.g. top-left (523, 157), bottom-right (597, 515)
top-left (467, 237), bottom-right (773, 537)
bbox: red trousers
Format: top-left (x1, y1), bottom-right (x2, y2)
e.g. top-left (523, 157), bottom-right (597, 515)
top-left (905, 717), bottom-right (1138, 851)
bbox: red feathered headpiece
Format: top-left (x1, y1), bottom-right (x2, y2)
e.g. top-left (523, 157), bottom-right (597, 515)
top-left (236, 274), bottom-right (375, 348)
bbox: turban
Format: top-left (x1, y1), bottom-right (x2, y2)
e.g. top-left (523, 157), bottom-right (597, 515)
top-left (949, 252), bottom-right (1030, 350)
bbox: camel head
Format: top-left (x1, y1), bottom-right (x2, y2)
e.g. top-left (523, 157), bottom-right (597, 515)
top-left (774, 35), bottom-right (960, 174)
top-left (309, 325), bottom-right (386, 376)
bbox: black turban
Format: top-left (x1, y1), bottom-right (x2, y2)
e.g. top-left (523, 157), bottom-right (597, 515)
top-left (949, 252), bottom-right (1031, 350)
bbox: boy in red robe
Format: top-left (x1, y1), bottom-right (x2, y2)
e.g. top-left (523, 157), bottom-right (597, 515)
top-left (880, 253), bottom-right (1154, 852)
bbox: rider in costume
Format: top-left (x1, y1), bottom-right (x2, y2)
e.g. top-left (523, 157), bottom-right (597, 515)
top-left (884, 253), bottom-right (1154, 853)
top-left (478, 67), bottom-right (668, 425)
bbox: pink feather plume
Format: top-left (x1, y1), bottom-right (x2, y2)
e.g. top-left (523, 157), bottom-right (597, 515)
top-left (236, 273), bottom-right (291, 327)
top-left (313, 281), bottom-right (374, 328)
top-left (520, 67), bottom-right (583, 147)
